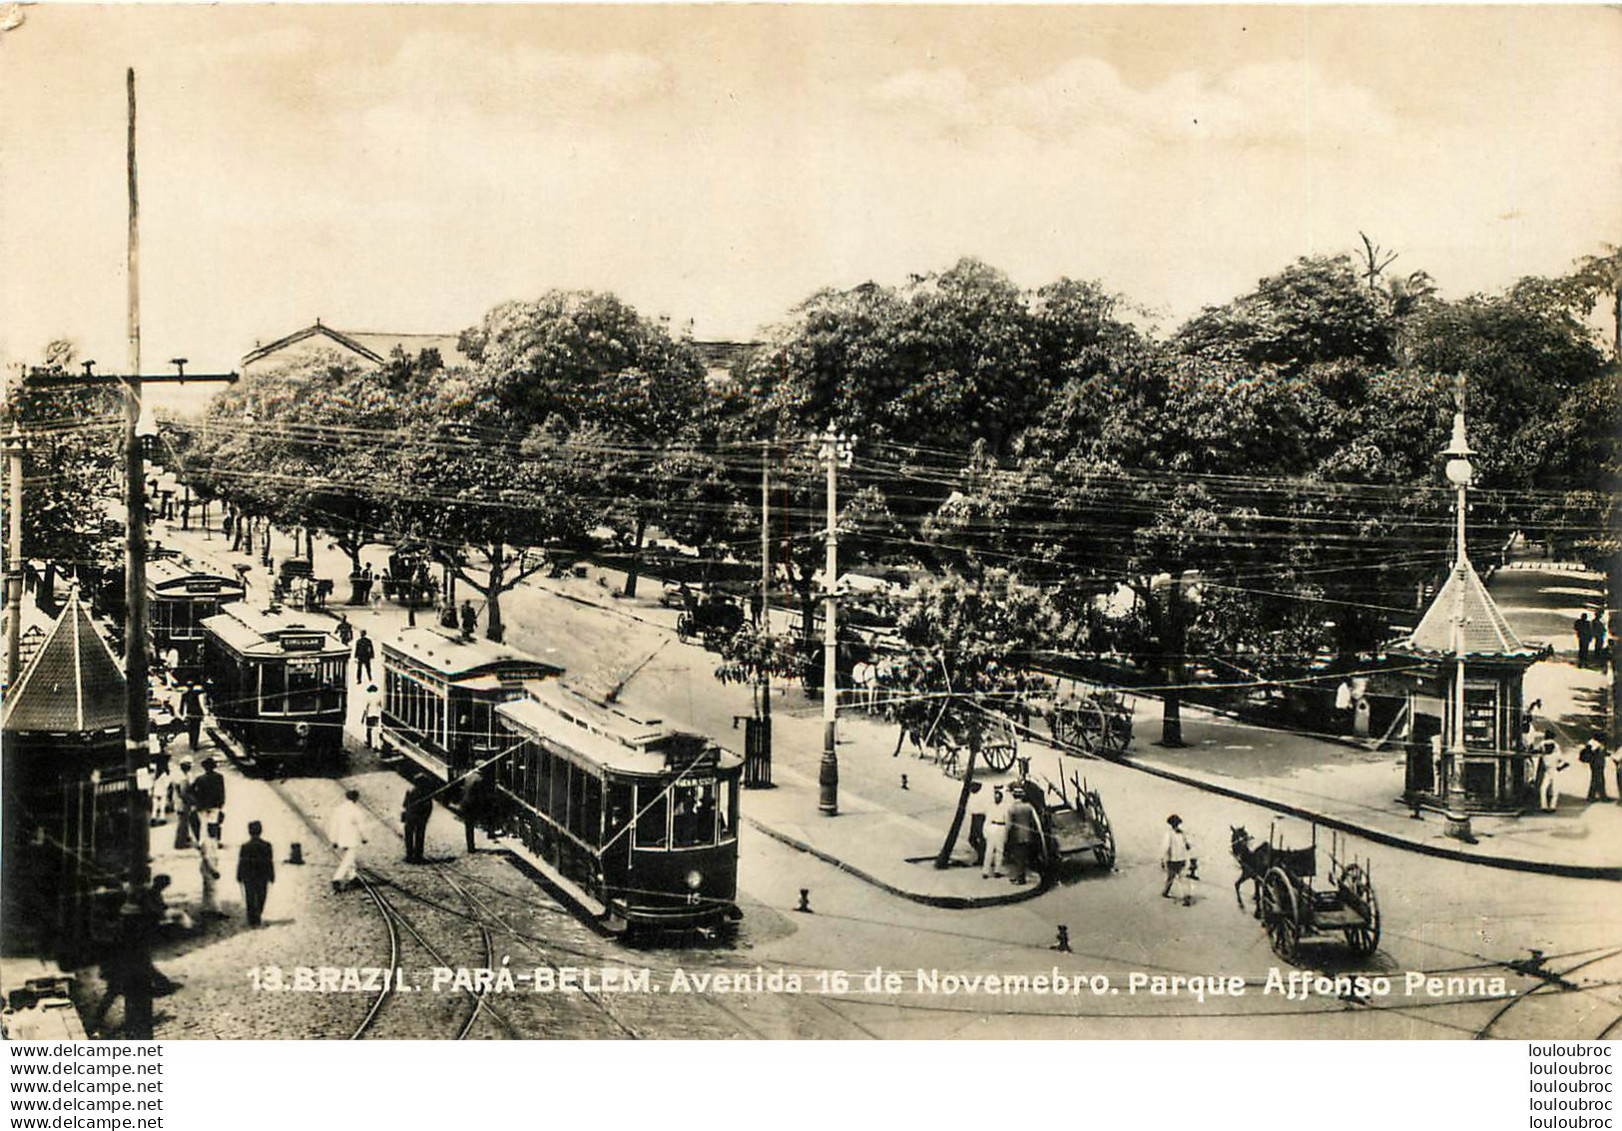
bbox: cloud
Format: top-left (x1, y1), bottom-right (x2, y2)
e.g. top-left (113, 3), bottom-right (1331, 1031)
top-left (871, 56), bottom-right (1395, 145)
top-left (387, 35), bottom-right (671, 118)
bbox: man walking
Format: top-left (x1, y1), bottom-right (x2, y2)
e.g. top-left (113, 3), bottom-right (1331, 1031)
top-left (329, 789), bottom-right (367, 891)
top-left (982, 785), bottom-right (1009, 878)
top-left (178, 684), bottom-right (204, 752)
top-left (334, 615), bottom-right (354, 647)
top-left (1534, 732), bottom-right (1566, 812)
top-left (460, 768), bottom-right (488, 854)
top-left (1580, 737), bottom-right (1610, 802)
top-left (1162, 814), bottom-right (1193, 905)
top-left (401, 780), bottom-right (434, 864)
top-left (197, 824), bottom-right (223, 918)
top-left (363, 683), bottom-right (383, 750)
top-left (236, 820), bottom-right (275, 927)
top-left (460, 600), bottom-right (478, 640)
top-left (172, 758), bottom-right (196, 849)
top-left (1575, 612), bottom-right (1592, 667)
top-left (1006, 790), bottom-right (1044, 886)
top-left (191, 758), bottom-right (226, 842)
top-left (353, 629), bottom-right (374, 684)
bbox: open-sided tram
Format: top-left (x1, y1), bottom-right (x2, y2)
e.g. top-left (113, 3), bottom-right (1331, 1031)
top-left (201, 604), bottom-right (348, 765)
top-left (147, 561), bottom-right (245, 677)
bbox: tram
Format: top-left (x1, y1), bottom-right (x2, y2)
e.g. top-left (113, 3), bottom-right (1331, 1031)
top-left (148, 561), bottom-right (246, 677)
top-left (377, 627), bottom-right (565, 779)
top-left (495, 681), bottom-right (743, 933)
top-left (200, 604), bottom-right (348, 765)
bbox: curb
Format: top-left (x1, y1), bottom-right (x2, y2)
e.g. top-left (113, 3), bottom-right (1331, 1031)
top-left (742, 817), bottom-right (1052, 909)
top-left (1110, 754), bottom-right (1622, 882)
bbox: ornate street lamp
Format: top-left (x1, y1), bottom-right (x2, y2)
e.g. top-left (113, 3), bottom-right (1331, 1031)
top-left (1443, 406), bottom-right (1474, 804)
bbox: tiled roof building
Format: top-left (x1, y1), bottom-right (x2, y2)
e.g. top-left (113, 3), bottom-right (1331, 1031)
top-left (1391, 560), bottom-right (1541, 662)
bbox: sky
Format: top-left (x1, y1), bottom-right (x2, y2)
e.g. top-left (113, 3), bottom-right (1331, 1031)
top-left (2, 4), bottom-right (1618, 416)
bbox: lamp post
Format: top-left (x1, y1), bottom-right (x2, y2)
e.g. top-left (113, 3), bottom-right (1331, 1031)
top-left (818, 427), bottom-right (852, 816)
top-left (1443, 406), bottom-right (1475, 805)
top-left (5, 423), bottom-right (28, 686)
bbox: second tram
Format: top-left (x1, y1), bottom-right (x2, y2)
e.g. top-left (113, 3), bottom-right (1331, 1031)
top-left (146, 561), bottom-right (246, 677)
top-left (201, 604), bottom-right (348, 765)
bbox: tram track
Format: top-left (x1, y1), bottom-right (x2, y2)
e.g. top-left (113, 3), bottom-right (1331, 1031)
top-left (1471, 946), bottom-right (1622, 1041)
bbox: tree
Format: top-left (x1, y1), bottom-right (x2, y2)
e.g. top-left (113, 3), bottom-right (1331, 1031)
top-left (888, 570), bottom-right (1064, 868)
top-left (1, 342), bottom-right (122, 611)
top-left (460, 291), bottom-right (712, 597)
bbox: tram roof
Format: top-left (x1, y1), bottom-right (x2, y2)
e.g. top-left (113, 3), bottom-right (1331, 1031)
top-left (497, 681), bottom-right (741, 776)
top-left (202, 604), bottom-right (343, 658)
top-left (146, 559), bottom-right (246, 595)
top-left (383, 626), bottom-right (564, 682)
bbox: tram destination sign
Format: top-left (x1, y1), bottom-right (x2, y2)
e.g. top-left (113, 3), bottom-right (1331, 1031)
top-left (184, 580), bottom-right (222, 594)
top-left (280, 633), bottom-right (327, 653)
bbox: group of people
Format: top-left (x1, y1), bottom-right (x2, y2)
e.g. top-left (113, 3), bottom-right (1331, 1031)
top-left (1527, 729), bottom-right (1621, 811)
top-left (966, 775), bottom-right (1047, 885)
top-left (1574, 609), bottom-right (1611, 668)
top-left (326, 767), bottom-right (496, 891)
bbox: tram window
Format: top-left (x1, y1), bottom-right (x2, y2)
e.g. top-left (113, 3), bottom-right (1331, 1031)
top-left (673, 783), bottom-right (714, 847)
top-left (537, 748), bottom-right (553, 817)
top-left (261, 663), bottom-right (286, 714)
top-left (606, 782), bottom-right (633, 846)
top-left (635, 785), bottom-right (668, 848)
top-left (286, 658), bottom-right (321, 714)
top-left (719, 777), bottom-right (736, 840)
top-left (552, 758), bottom-right (571, 825)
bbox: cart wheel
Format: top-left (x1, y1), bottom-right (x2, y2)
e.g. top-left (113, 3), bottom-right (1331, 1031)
top-left (1095, 811), bottom-right (1116, 871)
top-left (982, 743), bottom-right (1016, 773)
top-left (1340, 867), bottom-right (1381, 957)
top-left (1261, 868), bottom-right (1301, 963)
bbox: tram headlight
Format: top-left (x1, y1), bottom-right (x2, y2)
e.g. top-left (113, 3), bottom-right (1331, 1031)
top-left (685, 869), bottom-right (703, 891)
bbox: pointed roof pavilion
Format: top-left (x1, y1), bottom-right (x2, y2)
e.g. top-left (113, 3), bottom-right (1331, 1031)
top-left (2, 587), bottom-right (126, 735)
top-left (1391, 559), bottom-right (1543, 663)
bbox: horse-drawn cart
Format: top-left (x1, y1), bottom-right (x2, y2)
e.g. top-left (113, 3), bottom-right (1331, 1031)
top-left (1241, 823), bottom-right (1380, 963)
top-left (1039, 770), bottom-right (1117, 872)
top-left (1045, 687), bottom-right (1135, 757)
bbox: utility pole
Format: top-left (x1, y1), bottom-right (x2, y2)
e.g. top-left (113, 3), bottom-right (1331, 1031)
top-left (818, 428), bottom-right (851, 815)
top-left (22, 68), bottom-right (238, 1038)
top-left (755, 439), bottom-right (773, 781)
top-left (4, 423), bottom-right (26, 685)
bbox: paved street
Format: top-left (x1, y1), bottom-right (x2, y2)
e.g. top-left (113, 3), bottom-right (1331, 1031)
top-left (74, 515), bottom-right (1620, 1040)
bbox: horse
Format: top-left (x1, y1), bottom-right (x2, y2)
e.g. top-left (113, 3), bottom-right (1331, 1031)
top-left (1229, 826), bottom-right (1273, 917)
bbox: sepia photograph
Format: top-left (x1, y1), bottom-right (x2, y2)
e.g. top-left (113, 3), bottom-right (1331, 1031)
top-left (1, 2), bottom-right (1619, 1052)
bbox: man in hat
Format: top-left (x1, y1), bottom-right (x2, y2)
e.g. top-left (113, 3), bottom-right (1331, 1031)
top-left (1162, 815), bottom-right (1193, 905)
top-left (1580, 736), bottom-right (1609, 802)
top-left (401, 780), bottom-right (434, 864)
top-left (178, 684), bottom-right (204, 751)
top-left (982, 784), bottom-right (1010, 878)
top-left (328, 789), bottom-right (367, 891)
top-left (172, 758), bottom-right (196, 849)
top-left (363, 683), bottom-right (383, 750)
top-left (1006, 789), bottom-right (1045, 885)
top-left (353, 629), bottom-right (375, 684)
top-left (236, 820), bottom-right (275, 927)
top-left (192, 757), bottom-right (226, 842)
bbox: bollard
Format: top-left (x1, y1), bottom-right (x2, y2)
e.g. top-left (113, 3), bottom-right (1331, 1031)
top-left (900, 774), bottom-right (908, 790)
top-left (287, 842), bottom-right (304, 865)
top-left (795, 888), bottom-right (812, 914)
top-left (1052, 925), bottom-right (1072, 953)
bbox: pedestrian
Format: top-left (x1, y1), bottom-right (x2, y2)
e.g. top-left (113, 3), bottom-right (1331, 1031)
top-left (460, 767), bottom-right (488, 854)
top-left (401, 780), bottom-right (434, 864)
top-left (1593, 610), bottom-right (1609, 654)
top-left (1534, 733), bottom-right (1567, 812)
top-left (1611, 744), bottom-right (1622, 806)
top-left (1575, 612), bottom-right (1592, 666)
top-left (966, 781), bottom-right (989, 866)
top-left (1006, 791), bottom-right (1045, 886)
top-left (1580, 737), bottom-right (1609, 802)
top-left (1162, 814), bottom-right (1193, 905)
top-left (90, 884), bottom-right (179, 1035)
top-left (460, 599), bottom-right (478, 640)
top-left (1334, 679), bottom-right (1354, 731)
top-left (328, 789), bottom-right (367, 891)
top-left (363, 683), bottom-right (383, 750)
top-left (198, 824), bottom-right (223, 918)
top-left (236, 820), bottom-right (275, 927)
top-left (334, 615), bottom-right (354, 647)
top-left (353, 629), bottom-right (374, 684)
top-left (172, 758), bottom-right (196, 849)
top-left (191, 757), bottom-right (226, 841)
top-left (982, 785), bottom-right (1009, 878)
top-left (178, 684), bottom-right (204, 751)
